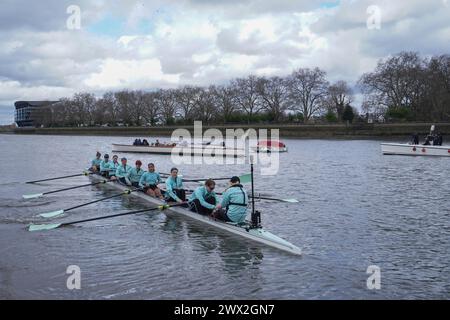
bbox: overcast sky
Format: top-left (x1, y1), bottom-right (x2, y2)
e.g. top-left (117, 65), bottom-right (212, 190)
top-left (1, 0), bottom-right (449, 124)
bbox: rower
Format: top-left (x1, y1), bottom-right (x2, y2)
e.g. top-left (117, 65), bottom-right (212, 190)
top-left (129, 160), bottom-right (145, 188)
top-left (139, 163), bottom-right (164, 199)
top-left (212, 176), bottom-right (248, 223)
top-left (188, 179), bottom-right (220, 215)
top-left (165, 167), bottom-right (185, 203)
top-left (115, 157), bottom-right (132, 185)
top-left (99, 154), bottom-right (114, 178)
top-left (90, 152), bottom-right (102, 172)
top-left (108, 155), bottom-right (120, 180)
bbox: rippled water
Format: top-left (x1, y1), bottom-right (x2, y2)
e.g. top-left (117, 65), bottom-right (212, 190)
top-left (0, 134), bottom-right (449, 299)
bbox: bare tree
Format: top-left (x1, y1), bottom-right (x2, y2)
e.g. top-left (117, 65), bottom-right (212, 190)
top-left (231, 75), bottom-right (263, 123)
top-left (287, 67), bottom-right (329, 123)
top-left (142, 92), bottom-right (160, 125)
top-left (175, 86), bottom-right (202, 123)
top-left (210, 85), bottom-right (236, 124)
top-left (424, 55), bottom-right (450, 121)
top-left (257, 76), bottom-right (289, 122)
top-left (72, 92), bottom-right (96, 126)
top-left (358, 52), bottom-right (427, 120)
top-left (325, 80), bottom-right (353, 122)
top-left (155, 89), bottom-right (178, 125)
top-left (194, 87), bottom-right (217, 124)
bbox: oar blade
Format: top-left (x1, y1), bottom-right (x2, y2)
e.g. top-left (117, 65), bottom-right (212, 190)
top-left (28, 223), bottom-right (62, 232)
top-left (23, 193), bottom-right (44, 199)
top-left (39, 209), bottom-right (65, 218)
top-left (282, 198), bottom-right (299, 203)
top-left (239, 174), bottom-right (252, 184)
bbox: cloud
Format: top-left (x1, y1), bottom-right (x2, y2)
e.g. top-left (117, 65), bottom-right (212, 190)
top-left (0, 0), bottom-right (449, 123)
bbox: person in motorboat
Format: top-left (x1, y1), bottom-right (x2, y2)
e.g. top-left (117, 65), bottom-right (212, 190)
top-left (423, 135), bottom-right (433, 145)
top-left (155, 139), bottom-right (161, 146)
top-left (90, 152), bottom-right (102, 172)
top-left (188, 179), bottom-right (220, 215)
top-left (115, 157), bottom-right (133, 185)
top-left (437, 133), bottom-right (443, 146)
top-left (99, 154), bottom-right (114, 178)
top-left (142, 139), bottom-right (149, 146)
top-left (165, 167), bottom-right (186, 203)
top-left (129, 160), bottom-right (145, 188)
top-left (212, 176), bottom-right (249, 223)
top-left (411, 133), bottom-right (419, 145)
top-left (139, 163), bottom-right (164, 199)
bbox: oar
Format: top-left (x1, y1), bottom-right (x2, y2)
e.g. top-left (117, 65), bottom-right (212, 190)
top-left (38, 188), bottom-right (138, 218)
top-left (178, 173), bottom-right (251, 183)
top-left (23, 179), bottom-right (112, 199)
top-left (183, 188), bottom-right (298, 203)
top-left (26, 171), bottom-right (92, 184)
top-left (28, 202), bottom-right (186, 232)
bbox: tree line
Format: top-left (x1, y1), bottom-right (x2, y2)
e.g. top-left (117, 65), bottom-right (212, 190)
top-left (35, 51), bottom-right (449, 127)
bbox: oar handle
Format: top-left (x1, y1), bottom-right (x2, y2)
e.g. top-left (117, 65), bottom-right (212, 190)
top-left (64, 189), bottom-right (134, 212)
top-left (43, 180), bottom-right (109, 195)
top-left (60, 202), bottom-right (185, 227)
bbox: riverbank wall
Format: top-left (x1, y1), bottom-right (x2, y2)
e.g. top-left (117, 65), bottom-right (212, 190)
top-left (4, 123), bottom-right (450, 139)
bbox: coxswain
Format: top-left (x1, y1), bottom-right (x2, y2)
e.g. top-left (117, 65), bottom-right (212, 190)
top-left (212, 176), bottom-right (248, 223)
top-left (139, 163), bottom-right (164, 199)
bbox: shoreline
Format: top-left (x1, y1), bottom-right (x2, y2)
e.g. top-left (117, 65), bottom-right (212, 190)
top-left (1, 123), bottom-right (449, 139)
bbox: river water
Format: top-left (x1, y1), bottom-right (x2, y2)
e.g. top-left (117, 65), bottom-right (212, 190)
top-left (0, 134), bottom-right (449, 299)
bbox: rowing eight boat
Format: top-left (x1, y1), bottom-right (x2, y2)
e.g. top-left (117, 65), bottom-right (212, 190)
top-left (88, 173), bottom-right (302, 255)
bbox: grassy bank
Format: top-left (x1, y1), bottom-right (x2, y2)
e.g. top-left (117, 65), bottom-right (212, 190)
top-left (5, 123), bottom-right (450, 139)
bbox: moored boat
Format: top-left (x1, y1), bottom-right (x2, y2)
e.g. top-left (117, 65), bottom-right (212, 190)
top-left (254, 140), bottom-right (288, 153)
top-left (381, 143), bottom-right (450, 157)
top-left (112, 143), bottom-right (246, 157)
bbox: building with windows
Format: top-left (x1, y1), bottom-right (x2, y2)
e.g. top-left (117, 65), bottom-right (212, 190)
top-left (14, 101), bottom-right (59, 127)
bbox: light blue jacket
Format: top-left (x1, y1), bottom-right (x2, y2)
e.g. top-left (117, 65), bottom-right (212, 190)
top-left (165, 176), bottom-right (183, 202)
top-left (221, 184), bottom-right (249, 223)
top-left (91, 158), bottom-right (102, 167)
top-left (100, 160), bottom-right (115, 173)
top-left (188, 186), bottom-right (219, 210)
top-left (139, 172), bottom-right (162, 188)
top-left (129, 167), bottom-right (145, 183)
top-left (115, 164), bottom-right (132, 178)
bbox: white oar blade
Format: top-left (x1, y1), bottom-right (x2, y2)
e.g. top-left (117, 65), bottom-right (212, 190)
top-left (282, 199), bottom-right (299, 203)
top-left (23, 193), bottom-right (44, 199)
top-left (39, 210), bottom-right (65, 218)
top-left (28, 223), bottom-right (61, 232)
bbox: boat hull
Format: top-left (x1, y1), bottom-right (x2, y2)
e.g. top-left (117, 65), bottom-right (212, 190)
top-left (88, 174), bottom-right (302, 255)
top-left (112, 144), bottom-right (245, 157)
top-left (381, 143), bottom-right (450, 157)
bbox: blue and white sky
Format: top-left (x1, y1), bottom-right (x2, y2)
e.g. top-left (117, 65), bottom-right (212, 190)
top-left (1, 0), bottom-right (449, 124)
